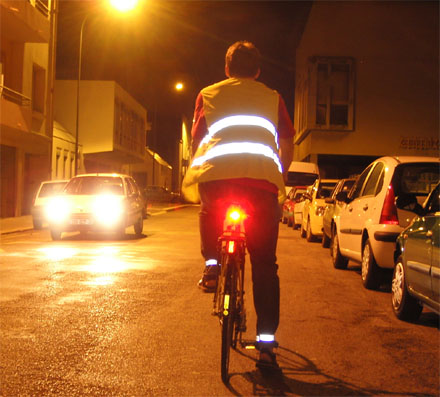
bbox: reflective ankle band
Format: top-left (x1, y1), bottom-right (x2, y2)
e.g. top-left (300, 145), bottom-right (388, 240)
top-left (257, 334), bottom-right (275, 342)
top-left (205, 259), bottom-right (217, 266)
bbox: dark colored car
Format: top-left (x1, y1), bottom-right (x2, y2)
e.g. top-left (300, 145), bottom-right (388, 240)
top-left (391, 182), bottom-right (439, 321)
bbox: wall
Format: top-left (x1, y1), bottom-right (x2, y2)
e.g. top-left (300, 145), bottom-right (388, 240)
top-left (294, 1), bottom-right (439, 162)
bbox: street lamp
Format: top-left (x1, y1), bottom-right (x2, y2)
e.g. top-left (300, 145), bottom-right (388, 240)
top-left (74, 1), bottom-right (139, 176)
top-left (175, 82), bottom-right (184, 92)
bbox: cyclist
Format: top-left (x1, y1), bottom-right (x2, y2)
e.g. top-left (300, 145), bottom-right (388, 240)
top-left (182, 41), bottom-right (294, 370)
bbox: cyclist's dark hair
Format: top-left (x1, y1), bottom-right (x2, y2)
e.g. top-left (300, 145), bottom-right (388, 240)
top-left (225, 41), bottom-right (261, 78)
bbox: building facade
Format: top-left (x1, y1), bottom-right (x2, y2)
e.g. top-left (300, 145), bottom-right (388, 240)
top-left (55, 79), bottom-right (171, 189)
top-left (294, 1), bottom-right (439, 178)
top-left (0, 0), bottom-right (56, 217)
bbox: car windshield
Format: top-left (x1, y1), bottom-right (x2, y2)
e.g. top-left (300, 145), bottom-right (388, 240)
top-left (38, 182), bottom-right (67, 198)
top-left (394, 163), bottom-right (440, 197)
top-left (317, 182), bottom-right (337, 199)
top-left (65, 176), bottom-right (124, 195)
top-left (294, 192), bottom-right (304, 201)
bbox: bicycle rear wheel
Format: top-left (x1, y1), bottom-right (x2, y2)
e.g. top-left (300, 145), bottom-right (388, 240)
top-left (220, 257), bottom-right (237, 383)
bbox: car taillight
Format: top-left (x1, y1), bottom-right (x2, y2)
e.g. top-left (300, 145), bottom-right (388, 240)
top-left (380, 184), bottom-right (399, 225)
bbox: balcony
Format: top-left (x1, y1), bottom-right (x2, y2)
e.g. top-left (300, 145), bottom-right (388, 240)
top-left (1, 85), bottom-right (32, 138)
top-left (0, 0), bottom-right (50, 43)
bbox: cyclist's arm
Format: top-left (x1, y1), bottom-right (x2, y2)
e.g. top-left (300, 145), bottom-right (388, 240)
top-left (277, 96), bottom-right (295, 182)
top-left (191, 92), bottom-right (207, 156)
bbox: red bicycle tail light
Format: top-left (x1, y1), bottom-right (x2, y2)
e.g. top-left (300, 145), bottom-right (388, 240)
top-left (226, 206), bottom-right (246, 223)
top-left (380, 184), bottom-right (399, 225)
top-left (227, 240), bottom-right (235, 253)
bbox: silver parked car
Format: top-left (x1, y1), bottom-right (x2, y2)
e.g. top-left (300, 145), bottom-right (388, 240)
top-left (332, 156), bottom-right (439, 289)
top-left (31, 180), bottom-right (68, 229)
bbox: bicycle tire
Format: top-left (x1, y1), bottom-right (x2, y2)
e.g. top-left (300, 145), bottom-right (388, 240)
top-left (220, 255), bottom-right (237, 383)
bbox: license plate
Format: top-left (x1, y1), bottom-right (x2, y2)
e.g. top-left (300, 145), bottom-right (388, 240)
top-left (70, 218), bottom-right (91, 225)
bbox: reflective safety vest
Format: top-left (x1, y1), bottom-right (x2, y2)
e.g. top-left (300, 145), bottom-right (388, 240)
top-left (182, 78), bottom-right (286, 203)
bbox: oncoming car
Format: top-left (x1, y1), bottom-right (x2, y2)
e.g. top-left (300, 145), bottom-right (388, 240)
top-left (46, 173), bottom-right (144, 240)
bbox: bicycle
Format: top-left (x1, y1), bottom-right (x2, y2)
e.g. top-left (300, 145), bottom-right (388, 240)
top-left (212, 204), bottom-right (255, 383)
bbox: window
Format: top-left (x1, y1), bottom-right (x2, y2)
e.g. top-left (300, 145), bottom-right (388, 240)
top-left (363, 163), bottom-right (384, 197)
top-left (296, 57), bottom-right (355, 139)
top-left (32, 64), bottom-right (46, 113)
top-left (351, 164), bottom-right (374, 199)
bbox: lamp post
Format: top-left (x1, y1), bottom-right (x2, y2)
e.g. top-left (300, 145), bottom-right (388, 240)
top-left (74, 0), bottom-right (139, 176)
top-left (74, 13), bottom-right (90, 176)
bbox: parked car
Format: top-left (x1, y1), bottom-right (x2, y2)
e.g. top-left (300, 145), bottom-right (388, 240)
top-left (391, 182), bottom-right (439, 321)
top-left (331, 156), bottom-right (439, 290)
top-left (300, 179), bottom-right (339, 242)
top-left (31, 180), bottom-right (68, 230)
top-left (321, 178), bottom-right (356, 248)
top-left (45, 173), bottom-right (145, 240)
top-left (144, 185), bottom-right (178, 203)
top-left (293, 186), bottom-right (312, 230)
top-left (282, 186), bottom-right (307, 226)
top-left (286, 161), bottom-right (319, 196)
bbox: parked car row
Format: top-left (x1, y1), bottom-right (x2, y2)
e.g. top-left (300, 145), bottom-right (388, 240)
top-left (31, 173), bottom-right (179, 240)
top-left (283, 156), bottom-right (440, 322)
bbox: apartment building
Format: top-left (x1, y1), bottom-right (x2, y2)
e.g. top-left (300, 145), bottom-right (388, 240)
top-left (55, 80), bottom-right (170, 188)
top-left (0, 0), bottom-right (55, 217)
top-left (294, 1), bottom-right (439, 178)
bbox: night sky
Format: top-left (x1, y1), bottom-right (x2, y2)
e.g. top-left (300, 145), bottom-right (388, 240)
top-left (56, 0), bottom-right (312, 165)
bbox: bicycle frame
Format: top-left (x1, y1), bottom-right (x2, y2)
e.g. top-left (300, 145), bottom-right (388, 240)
top-left (212, 205), bottom-right (252, 382)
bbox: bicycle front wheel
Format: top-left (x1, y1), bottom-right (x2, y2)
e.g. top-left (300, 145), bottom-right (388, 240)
top-left (220, 259), bottom-right (237, 383)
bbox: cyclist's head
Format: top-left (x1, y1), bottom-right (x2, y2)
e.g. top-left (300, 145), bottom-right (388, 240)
top-left (225, 41), bottom-right (261, 79)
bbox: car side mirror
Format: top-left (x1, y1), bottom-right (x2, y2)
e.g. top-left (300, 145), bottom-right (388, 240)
top-left (335, 191), bottom-right (350, 203)
top-left (395, 194), bottom-right (424, 216)
top-left (325, 198), bottom-right (335, 204)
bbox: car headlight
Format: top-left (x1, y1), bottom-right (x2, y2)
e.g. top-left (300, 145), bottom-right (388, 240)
top-left (92, 195), bottom-right (124, 226)
top-left (45, 196), bottom-right (70, 224)
top-left (316, 206), bottom-right (326, 216)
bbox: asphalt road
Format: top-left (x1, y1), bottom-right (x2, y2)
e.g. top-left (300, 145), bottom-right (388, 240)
top-left (0, 206), bottom-right (438, 396)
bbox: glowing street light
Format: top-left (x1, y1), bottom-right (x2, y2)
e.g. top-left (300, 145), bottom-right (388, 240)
top-left (175, 82), bottom-right (184, 91)
top-left (109, 0), bottom-right (139, 13)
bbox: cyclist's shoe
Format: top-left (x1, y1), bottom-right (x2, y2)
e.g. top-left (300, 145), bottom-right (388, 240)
top-left (198, 265), bottom-right (217, 291)
top-left (256, 348), bottom-right (281, 373)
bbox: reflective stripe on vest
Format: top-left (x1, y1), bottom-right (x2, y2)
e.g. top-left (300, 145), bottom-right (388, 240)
top-left (199, 115), bottom-right (279, 149)
top-left (191, 141), bottom-right (283, 173)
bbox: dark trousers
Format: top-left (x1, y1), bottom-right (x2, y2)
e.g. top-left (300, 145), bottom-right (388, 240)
top-left (199, 180), bottom-right (280, 337)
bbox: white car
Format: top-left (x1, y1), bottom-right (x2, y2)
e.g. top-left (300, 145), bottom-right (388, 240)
top-left (300, 179), bottom-right (339, 242)
top-left (46, 173), bottom-right (145, 240)
top-left (293, 186), bottom-right (312, 230)
top-left (331, 156), bottom-right (439, 290)
top-left (31, 180), bottom-right (68, 229)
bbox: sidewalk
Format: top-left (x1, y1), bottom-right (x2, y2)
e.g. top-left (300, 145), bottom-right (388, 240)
top-left (0, 202), bottom-right (193, 235)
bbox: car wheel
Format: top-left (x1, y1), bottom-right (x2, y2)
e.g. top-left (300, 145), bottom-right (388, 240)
top-left (50, 229), bottom-right (62, 241)
top-left (391, 257), bottom-right (423, 321)
top-left (306, 218), bottom-right (315, 242)
top-left (134, 216), bottom-right (143, 235)
top-left (33, 218), bottom-right (43, 230)
top-left (321, 232), bottom-right (331, 248)
top-left (331, 227), bottom-right (348, 269)
top-left (361, 239), bottom-right (381, 290)
top-left (300, 221), bottom-right (306, 238)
